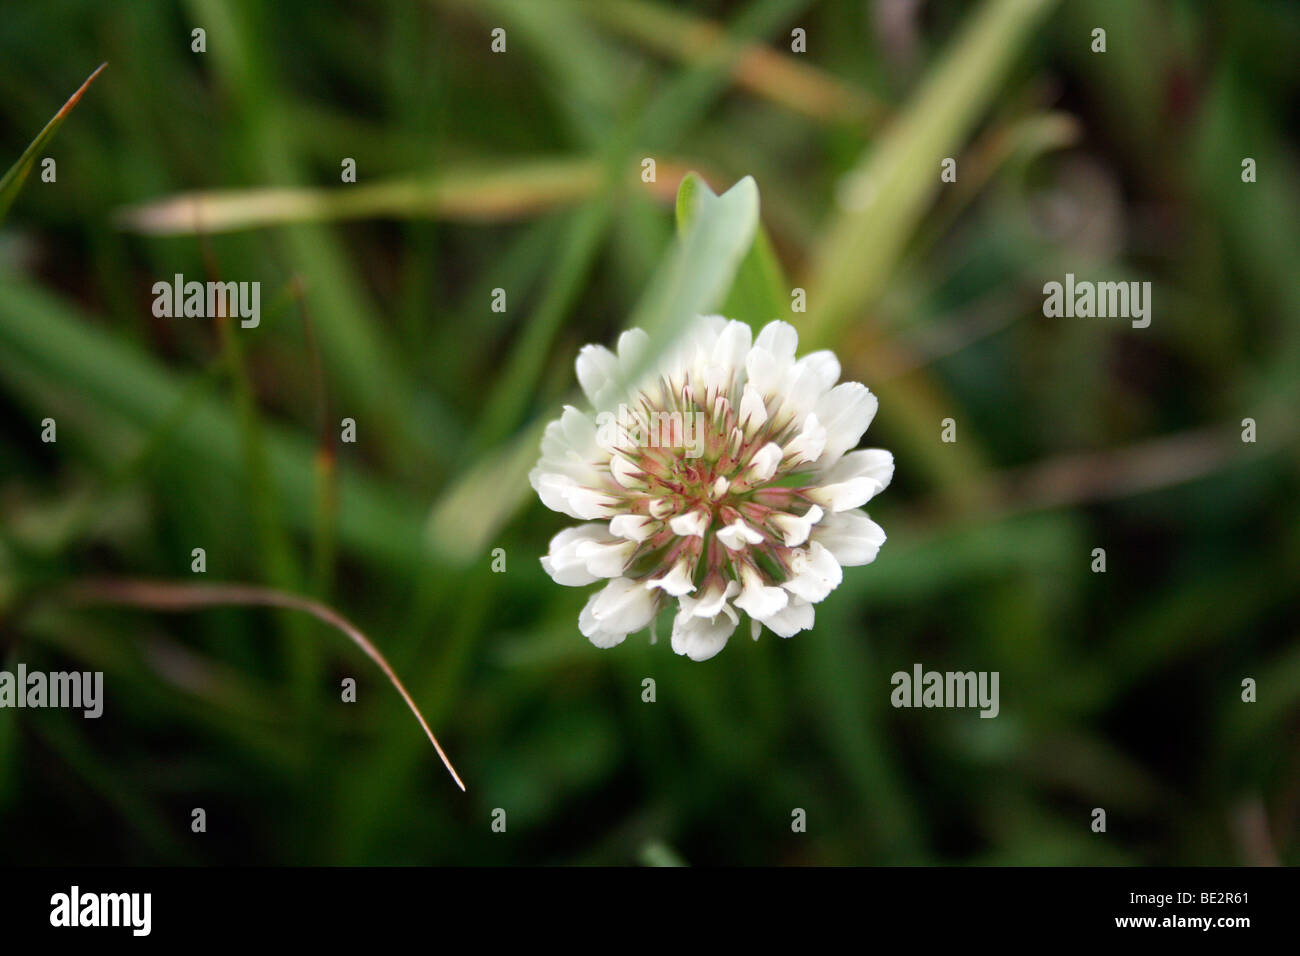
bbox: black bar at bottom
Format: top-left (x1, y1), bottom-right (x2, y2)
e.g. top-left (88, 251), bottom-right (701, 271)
top-left (2, 866), bottom-right (1288, 941)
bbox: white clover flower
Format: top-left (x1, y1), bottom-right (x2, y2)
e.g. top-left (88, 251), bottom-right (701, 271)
top-left (531, 316), bottom-right (891, 662)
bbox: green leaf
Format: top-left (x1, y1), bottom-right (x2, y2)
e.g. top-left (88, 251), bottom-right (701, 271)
top-left (674, 170), bottom-right (704, 231)
top-left (629, 173), bottom-right (759, 349)
top-left (676, 171), bottom-right (787, 325)
top-left (0, 63), bottom-right (106, 225)
top-left (720, 227), bottom-right (787, 325)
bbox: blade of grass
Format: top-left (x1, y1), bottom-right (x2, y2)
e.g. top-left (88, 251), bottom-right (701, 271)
top-left (803, 0), bottom-right (1057, 337)
top-left (579, 0), bottom-right (883, 124)
top-left (0, 63), bottom-right (105, 224)
top-left (60, 579), bottom-right (467, 791)
top-left (116, 157), bottom-right (606, 235)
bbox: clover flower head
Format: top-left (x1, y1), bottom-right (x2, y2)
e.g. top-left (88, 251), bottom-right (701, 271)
top-left (530, 316), bottom-right (891, 661)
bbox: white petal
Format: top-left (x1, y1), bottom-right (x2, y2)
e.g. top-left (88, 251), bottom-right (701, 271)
top-left (563, 484), bottom-right (621, 519)
top-left (807, 449), bottom-right (892, 511)
top-left (819, 447), bottom-right (892, 490)
top-left (770, 504), bottom-right (824, 548)
top-left (669, 508), bottom-right (711, 538)
top-left (535, 411), bottom-right (607, 488)
top-left (781, 541), bottom-right (842, 603)
top-left (692, 315), bottom-right (730, 347)
top-left (576, 345), bottom-right (618, 408)
top-left (780, 352), bottom-right (841, 420)
top-left (745, 442), bottom-right (784, 483)
top-left (702, 363), bottom-right (729, 401)
top-left (783, 413), bottom-right (827, 465)
top-left (717, 518), bottom-right (764, 550)
top-left (529, 470), bottom-right (619, 520)
top-left (712, 320), bottom-right (752, 375)
top-left (745, 322), bottom-right (798, 400)
top-left (582, 577), bottom-right (657, 639)
top-left (609, 454), bottom-right (644, 489)
top-left (734, 566), bottom-right (789, 621)
top-left (578, 595), bottom-right (628, 648)
top-left (529, 468), bottom-right (576, 517)
top-left (616, 328), bottom-right (650, 373)
top-left (744, 346), bottom-right (782, 398)
top-left (808, 480), bottom-right (877, 512)
top-left (609, 514), bottom-right (656, 542)
top-left (727, 426), bottom-right (744, 459)
top-left (574, 537), bottom-right (636, 578)
top-left (792, 350), bottom-right (841, 395)
top-left (681, 579), bottom-right (740, 621)
top-left (738, 383), bottom-right (768, 438)
top-left (646, 558), bottom-right (696, 596)
top-left (754, 320), bottom-right (799, 363)
top-left (559, 405), bottom-right (601, 452)
top-left (813, 383), bottom-right (879, 464)
top-left (670, 610), bottom-right (737, 661)
top-left (763, 598), bottom-right (815, 638)
top-left (540, 523), bottom-right (610, 586)
top-left (648, 498), bottom-right (675, 519)
top-left (813, 510), bottom-right (887, 566)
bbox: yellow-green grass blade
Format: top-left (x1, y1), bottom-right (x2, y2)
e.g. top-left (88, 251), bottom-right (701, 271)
top-left (116, 157), bottom-right (605, 235)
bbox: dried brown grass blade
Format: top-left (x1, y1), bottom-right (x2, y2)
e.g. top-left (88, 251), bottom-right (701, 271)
top-left (61, 579), bottom-right (466, 791)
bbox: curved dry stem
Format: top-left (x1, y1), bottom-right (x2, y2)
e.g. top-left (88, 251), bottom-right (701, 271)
top-left (60, 578), bottom-right (466, 792)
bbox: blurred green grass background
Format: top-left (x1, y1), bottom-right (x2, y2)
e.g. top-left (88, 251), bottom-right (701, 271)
top-left (0, 0), bottom-right (1297, 865)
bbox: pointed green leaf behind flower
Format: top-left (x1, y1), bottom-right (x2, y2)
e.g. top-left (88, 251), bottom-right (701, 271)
top-left (629, 173), bottom-right (759, 350)
top-left (676, 170), bottom-right (787, 326)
